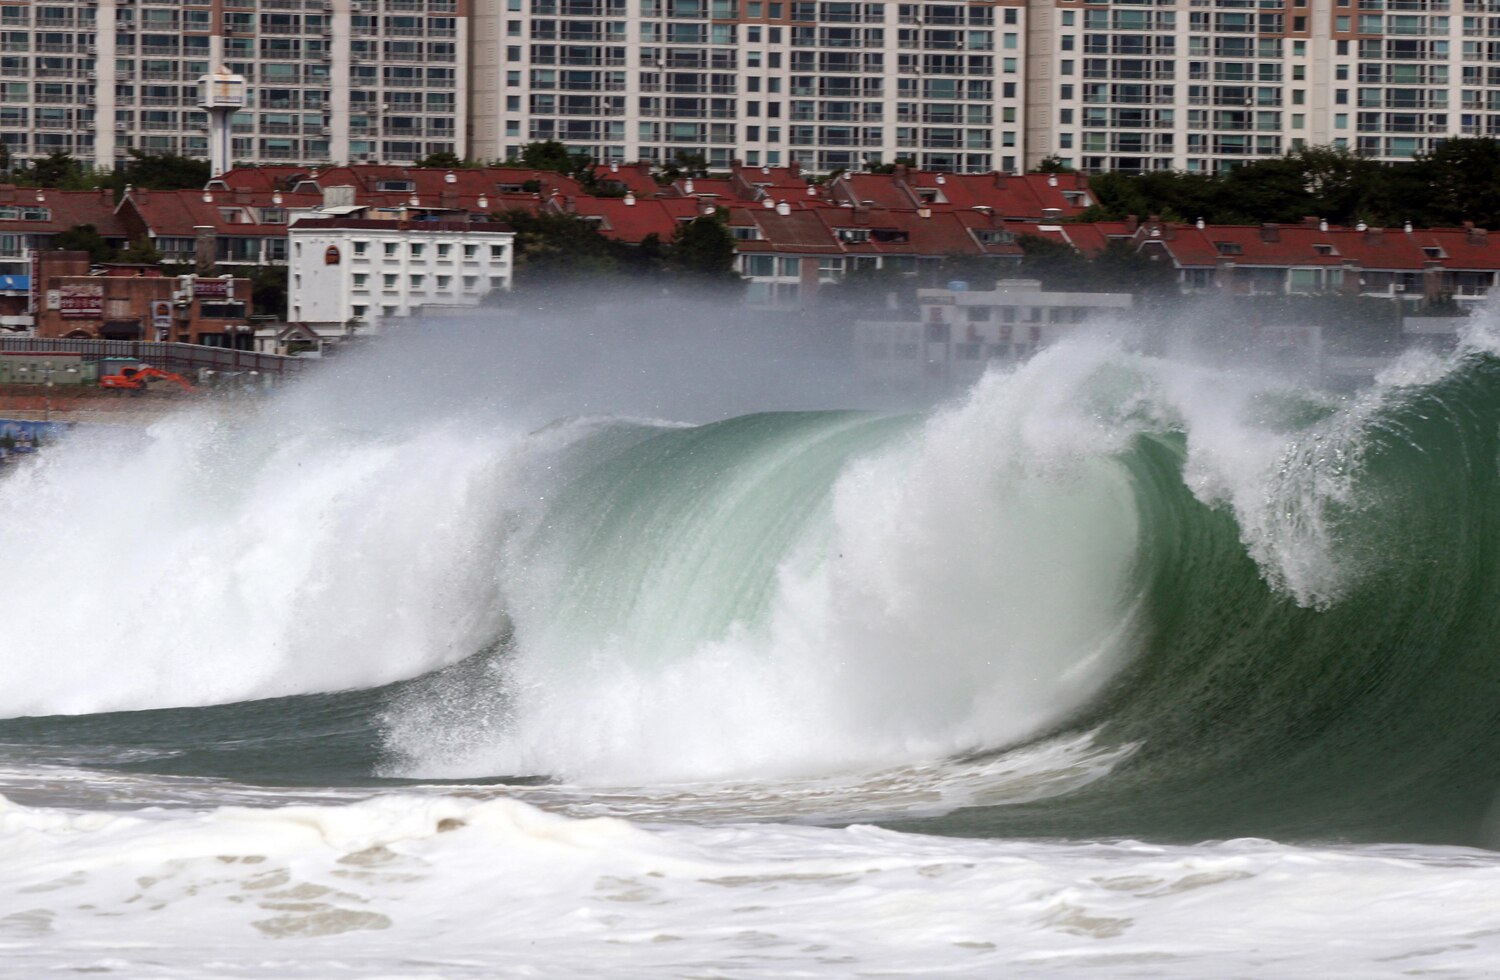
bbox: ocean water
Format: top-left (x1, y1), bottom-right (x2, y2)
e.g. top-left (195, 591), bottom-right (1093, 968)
top-left (5, 308), bottom-right (1500, 976)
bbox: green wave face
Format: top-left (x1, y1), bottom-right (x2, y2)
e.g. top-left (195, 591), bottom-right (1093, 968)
top-left (11, 339), bottom-right (1500, 847)
top-left (922, 352), bottom-right (1500, 846)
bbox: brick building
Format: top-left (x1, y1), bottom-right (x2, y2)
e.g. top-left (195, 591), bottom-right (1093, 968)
top-left (32, 252), bottom-right (254, 347)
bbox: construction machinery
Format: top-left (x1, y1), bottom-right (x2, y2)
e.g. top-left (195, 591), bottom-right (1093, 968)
top-left (98, 365), bottom-right (196, 393)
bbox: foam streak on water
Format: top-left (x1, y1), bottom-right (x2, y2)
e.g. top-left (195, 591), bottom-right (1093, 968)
top-left (1, 791), bottom-right (1498, 979)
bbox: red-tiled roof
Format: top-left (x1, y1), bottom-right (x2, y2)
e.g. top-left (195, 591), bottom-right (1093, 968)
top-left (590, 163), bottom-right (660, 198)
top-left (290, 218), bottom-right (512, 233)
top-left (547, 196), bottom-right (704, 242)
top-left (0, 186), bottom-right (128, 238)
top-left (207, 166), bottom-right (315, 193)
top-left (727, 205), bottom-right (1024, 259)
top-left (289, 166), bottom-right (583, 201)
top-left (121, 188), bottom-right (297, 238)
top-left (827, 169), bottom-right (1092, 222)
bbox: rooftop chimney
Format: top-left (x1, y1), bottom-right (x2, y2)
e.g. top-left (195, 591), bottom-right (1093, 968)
top-left (775, 200), bottom-right (791, 216)
top-left (193, 224), bottom-right (215, 276)
top-left (623, 191), bottom-right (636, 206)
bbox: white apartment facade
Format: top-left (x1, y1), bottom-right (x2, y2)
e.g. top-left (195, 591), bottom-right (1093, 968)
top-left (0, 0), bottom-right (1490, 176)
top-left (1028, 0), bottom-right (1484, 173)
top-left (471, 0), bottom-right (1031, 173)
top-left (0, 0), bottom-right (468, 170)
top-left (856, 278), bottom-right (1134, 387)
top-left (287, 216), bottom-right (513, 330)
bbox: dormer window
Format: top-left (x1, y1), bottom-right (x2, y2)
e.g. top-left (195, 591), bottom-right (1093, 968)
top-left (1313, 243), bottom-right (1336, 256)
top-left (871, 228), bottom-right (909, 243)
top-left (1215, 241), bottom-right (1242, 255)
top-left (836, 227), bottom-right (870, 243)
top-left (729, 226), bottom-right (763, 240)
top-left (974, 229), bottom-right (1014, 245)
top-left (0, 206), bottom-right (50, 221)
top-left (260, 208), bottom-right (287, 224)
top-left (377, 179), bottom-right (416, 192)
top-left (915, 188), bottom-right (946, 204)
top-left (1422, 246), bottom-right (1444, 259)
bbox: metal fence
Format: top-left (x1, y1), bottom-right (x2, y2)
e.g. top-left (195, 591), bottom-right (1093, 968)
top-left (0, 338), bottom-right (311, 378)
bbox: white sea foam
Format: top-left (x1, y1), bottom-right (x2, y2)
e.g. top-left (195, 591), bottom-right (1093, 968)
top-left (0, 790), bottom-right (1497, 978)
top-left (0, 404), bottom-right (518, 717)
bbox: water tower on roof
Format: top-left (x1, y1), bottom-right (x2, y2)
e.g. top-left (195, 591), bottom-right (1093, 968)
top-left (197, 67), bottom-right (246, 179)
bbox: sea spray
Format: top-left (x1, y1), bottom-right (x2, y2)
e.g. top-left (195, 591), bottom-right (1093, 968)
top-left (0, 407), bottom-right (515, 716)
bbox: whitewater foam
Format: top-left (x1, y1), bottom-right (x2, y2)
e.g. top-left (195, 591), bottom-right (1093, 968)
top-left (0, 405), bottom-right (516, 716)
top-left (3, 790), bottom-right (1500, 978)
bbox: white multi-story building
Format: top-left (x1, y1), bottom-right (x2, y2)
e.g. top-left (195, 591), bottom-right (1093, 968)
top-left (0, 0), bottom-right (468, 170)
top-left (287, 216), bottom-right (514, 331)
top-left (0, 0), bottom-right (1493, 176)
top-left (471, 0), bottom-right (1030, 173)
top-left (856, 278), bottom-right (1134, 388)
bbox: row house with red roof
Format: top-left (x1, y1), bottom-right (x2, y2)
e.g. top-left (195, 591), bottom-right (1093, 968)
top-left (1115, 216), bottom-right (1500, 307)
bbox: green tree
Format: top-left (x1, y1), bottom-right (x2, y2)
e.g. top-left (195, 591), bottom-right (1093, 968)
top-left (416, 150), bottom-right (466, 169)
top-left (500, 209), bottom-right (623, 291)
top-left (117, 238), bottom-right (163, 265)
top-left (105, 150), bottom-right (210, 193)
top-left (1410, 138), bottom-right (1500, 228)
top-left (515, 140), bottom-right (579, 174)
top-left (1035, 154), bottom-right (1075, 174)
top-left (50, 224), bottom-right (115, 264)
top-left (13, 151), bottom-right (95, 189)
top-left (250, 266), bottom-right (288, 319)
top-left (865, 156), bottom-right (916, 175)
top-left (1016, 232), bottom-right (1092, 286)
top-left (657, 151), bottom-right (709, 185)
top-left (667, 214), bottom-right (740, 287)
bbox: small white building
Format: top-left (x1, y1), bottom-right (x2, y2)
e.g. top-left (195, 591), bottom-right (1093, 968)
top-left (856, 279), bottom-right (1135, 390)
top-left (287, 217), bottom-right (515, 335)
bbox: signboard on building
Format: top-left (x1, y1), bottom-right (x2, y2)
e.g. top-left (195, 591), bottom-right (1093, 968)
top-left (59, 283), bottom-right (103, 319)
top-left (151, 300), bottom-right (172, 331)
top-left (193, 278), bottom-right (235, 300)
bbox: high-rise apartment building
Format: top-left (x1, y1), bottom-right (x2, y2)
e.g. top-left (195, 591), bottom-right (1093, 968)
top-left (471, 0), bottom-right (1030, 173)
top-left (0, 0), bottom-right (467, 170)
top-left (1028, 0), bottom-right (1477, 173)
top-left (0, 0), bottom-right (1491, 176)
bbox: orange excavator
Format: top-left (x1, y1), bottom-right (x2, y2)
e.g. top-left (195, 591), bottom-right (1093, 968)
top-left (99, 366), bottom-right (196, 393)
